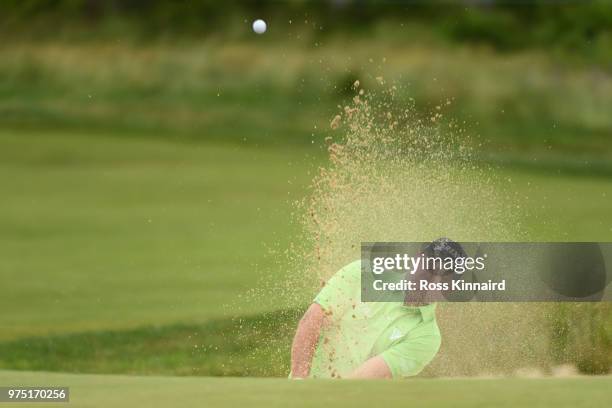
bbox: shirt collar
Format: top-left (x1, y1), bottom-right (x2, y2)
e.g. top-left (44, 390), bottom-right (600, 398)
top-left (419, 303), bottom-right (436, 322)
top-left (403, 302), bottom-right (436, 322)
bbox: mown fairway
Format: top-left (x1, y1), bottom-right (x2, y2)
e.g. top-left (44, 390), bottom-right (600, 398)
top-left (0, 130), bottom-right (315, 341)
top-left (0, 370), bottom-right (610, 408)
top-left (2, 129), bottom-right (612, 341)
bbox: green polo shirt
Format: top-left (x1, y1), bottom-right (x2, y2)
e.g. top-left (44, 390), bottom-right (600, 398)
top-left (308, 260), bottom-right (441, 379)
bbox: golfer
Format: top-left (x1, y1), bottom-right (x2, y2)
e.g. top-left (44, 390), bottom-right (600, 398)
top-left (290, 238), bottom-right (466, 379)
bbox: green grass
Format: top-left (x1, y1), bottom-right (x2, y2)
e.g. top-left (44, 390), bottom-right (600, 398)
top-left (1, 35), bottom-right (612, 379)
top-left (2, 129), bottom-right (612, 341)
top-left (1, 128), bottom-right (611, 376)
top-left (0, 370), bottom-right (610, 408)
top-left (0, 129), bottom-right (317, 341)
top-left (1, 41), bottom-right (612, 153)
top-left (0, 309), bottom-right (300, 377)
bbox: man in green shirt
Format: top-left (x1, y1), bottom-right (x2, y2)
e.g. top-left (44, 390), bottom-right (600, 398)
top-left (290, 239), bottom-right (465, 379)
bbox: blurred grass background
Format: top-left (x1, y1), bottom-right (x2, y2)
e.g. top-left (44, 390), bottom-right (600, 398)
top-left (0, 0), bottom-right (610, 377)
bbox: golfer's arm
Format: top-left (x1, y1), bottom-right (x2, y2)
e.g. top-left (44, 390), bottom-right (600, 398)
top-left (349, 356), bottom-right (392, 379)
top-left (290, 303), bottom-right (325, 378)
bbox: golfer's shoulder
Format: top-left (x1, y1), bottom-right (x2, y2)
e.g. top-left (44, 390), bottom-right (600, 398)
top-left (342, 259), bottom-right (362, 274)
top-left (334, 259), bottom-right (361, 280)
top-left (324, 260), bottom-right (361, 287)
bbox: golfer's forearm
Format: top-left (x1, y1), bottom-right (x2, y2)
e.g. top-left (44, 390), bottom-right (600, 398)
top-left (349, 356), bottom-right (392, 379)
top-left (291, 304), bottom-right (324, 378)
top-left (290, 333), bottom-right (318, 377)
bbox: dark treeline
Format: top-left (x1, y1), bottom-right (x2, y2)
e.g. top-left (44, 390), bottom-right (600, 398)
top-left (1, 0), bottom-right (611, 53)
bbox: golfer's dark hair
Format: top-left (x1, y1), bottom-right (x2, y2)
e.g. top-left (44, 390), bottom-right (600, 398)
top-left (421, 238), bottom-right (467, 275)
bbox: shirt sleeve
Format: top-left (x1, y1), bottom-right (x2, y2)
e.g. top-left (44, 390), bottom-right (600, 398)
top-left (380, 326), bottom-right (441, 378)
top-left (313, 261), bottom-right (360, 319)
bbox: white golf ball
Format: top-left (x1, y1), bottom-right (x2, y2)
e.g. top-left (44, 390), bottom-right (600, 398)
top-left (252, 19), bottom-right (267, 34)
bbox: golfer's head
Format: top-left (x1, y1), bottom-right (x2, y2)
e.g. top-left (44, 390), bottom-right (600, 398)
top-left (419, 237), bottom-right (467, 278)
